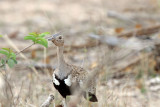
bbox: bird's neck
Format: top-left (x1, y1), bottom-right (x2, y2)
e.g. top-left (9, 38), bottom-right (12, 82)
top-left (57, 46), bottom-right (65, 68)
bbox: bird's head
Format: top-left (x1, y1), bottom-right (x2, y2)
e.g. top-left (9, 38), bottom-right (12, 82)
top-left (48, 33), bottom-right (64, 46)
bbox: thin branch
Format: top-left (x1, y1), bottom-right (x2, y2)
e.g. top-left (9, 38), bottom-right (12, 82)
top-left (0, 43), bottom-right (35, 68)
top-left (2, 69), bottom-right (15, 106)
top-left (16, 43), bottom-right (35, 55)
top-left (118, 24), bottom-right (160, 38)
top-left (15, 80), bottom-right (24, 105)
top-left (2, 35), bottom-right (38, 74)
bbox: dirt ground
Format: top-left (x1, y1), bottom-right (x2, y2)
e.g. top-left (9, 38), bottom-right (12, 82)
top-left (1, 0), bottom-right (160, 107)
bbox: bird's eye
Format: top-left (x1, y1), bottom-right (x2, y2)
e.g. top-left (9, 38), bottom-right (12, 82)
top-left (59, 36), bottom-right (62, 39)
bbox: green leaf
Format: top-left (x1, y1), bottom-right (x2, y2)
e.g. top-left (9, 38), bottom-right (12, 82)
top-left (0, 59), bottom-right (6, 67)
top-left (24, 32), bottom-right (49, 47)
top-left (7, 59), bottom-right (15, 68)
top-left (1, 59), bottom-right (5, 65)
top-left (24, 36), bottom-right (36, 42)
top-left (2, 48), bottom-right (12, 52)
top-left (39, 32), bottom-right (50, 37)
top-left (12, 59), bottom-right (17, 64)
top-left (10, 53), bottom-right (16, 59)
top-left (36, 38), bottom-right (48, 48)
top-left (0, 35), bottom-right (2, 38)
top-left (29, 32), bottom-right (38, 37)
top-left (0, 50), bottom-right (9, 57)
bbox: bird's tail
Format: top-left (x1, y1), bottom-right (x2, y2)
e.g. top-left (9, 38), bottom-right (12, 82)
top-left (83, 92), bottom-right (98, 102)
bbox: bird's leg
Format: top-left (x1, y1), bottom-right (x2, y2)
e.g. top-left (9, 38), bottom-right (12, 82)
top-left (62, 99), bottom-right (67, 107)
top-left (89, 102), bottom-right (91, 107)
top-left (53, 102), bottom-right (55, 107)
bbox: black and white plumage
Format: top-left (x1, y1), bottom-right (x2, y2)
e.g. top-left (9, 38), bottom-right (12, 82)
top-left (53, 74), bottom-right (72, 98)
top-left (48, 33), bottom-right (98, 103)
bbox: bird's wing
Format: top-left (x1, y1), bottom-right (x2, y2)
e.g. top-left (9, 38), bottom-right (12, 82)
top-left (69, 65), bottom-right (96, 94)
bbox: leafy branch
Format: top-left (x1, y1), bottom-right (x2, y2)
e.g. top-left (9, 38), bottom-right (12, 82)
top-left (24, 32), bottom-right (49, 48)
top-left (0, 48), bottom-right (17, 68)
top-left (0, 32), bottom-right (50, 68)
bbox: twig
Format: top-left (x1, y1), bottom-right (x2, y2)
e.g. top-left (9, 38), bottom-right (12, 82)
top-left (2, 35), bottom-right (38, 74)
top-left (17, 61), bottom-right (55, 70)
top-left (15, 80), bottom-right (24, 105)
top-left (118, 25), bottom-right (160, 38)
top-left (0, 43), bottom-right (35, 68)
top-left (88, 33), bottom-right (125, 47)
top-left (3, 69), bottom-right (14, 106)
top-left (41, 94), bottom-right (54, 107)
top-left (16, 43), bottom-right (35, 55)
top-left (0, 39), bottom-right (100, 55)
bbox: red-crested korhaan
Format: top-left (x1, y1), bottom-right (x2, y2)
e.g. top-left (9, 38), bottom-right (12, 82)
top-left (48, 33), bottom-right (98, 106)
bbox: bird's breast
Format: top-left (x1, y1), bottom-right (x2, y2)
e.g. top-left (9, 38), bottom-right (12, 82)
top-left (53, 74), bottom-right (72, 86)
top-left (52, 74), bottom-right (73, 98)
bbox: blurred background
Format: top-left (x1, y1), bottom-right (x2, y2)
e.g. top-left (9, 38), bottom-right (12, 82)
top-left (1, 0), bottom-right (160, 106)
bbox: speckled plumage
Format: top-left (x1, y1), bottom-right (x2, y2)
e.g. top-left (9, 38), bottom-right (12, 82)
top-left (49, 33), bottom-right (98, 102)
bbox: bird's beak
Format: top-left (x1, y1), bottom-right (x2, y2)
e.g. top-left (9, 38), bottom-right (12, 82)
top-left (48, 32), bottom-right (61, 41)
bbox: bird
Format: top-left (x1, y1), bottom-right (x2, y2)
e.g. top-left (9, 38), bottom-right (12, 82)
top-left (48, 33), bottom-right (98, 106)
